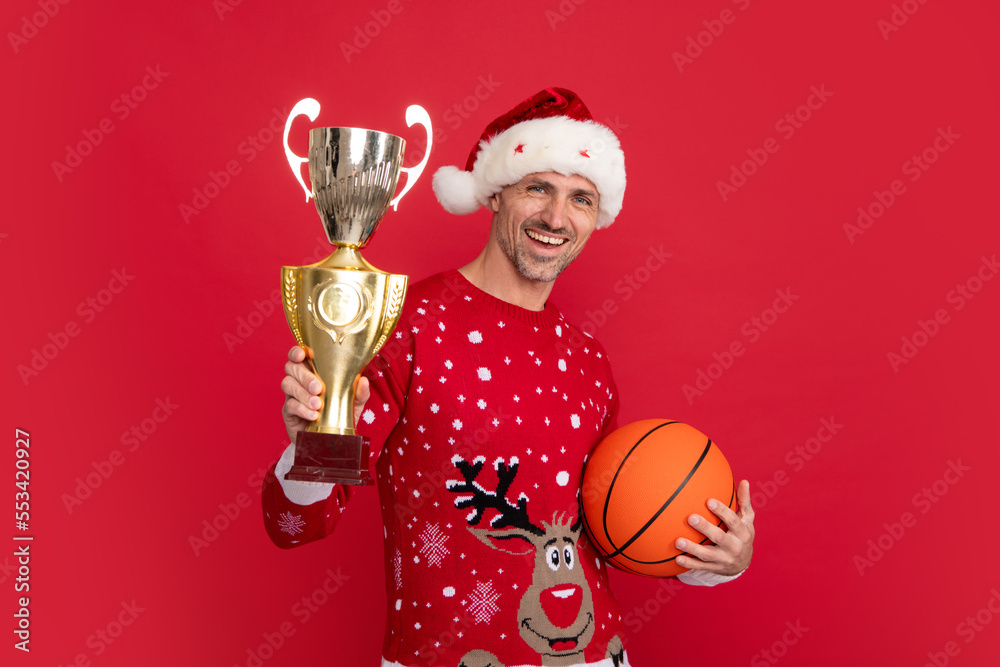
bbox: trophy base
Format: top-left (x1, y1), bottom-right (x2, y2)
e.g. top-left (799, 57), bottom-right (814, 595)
top-left (285, 431), bottom-right (374, 485)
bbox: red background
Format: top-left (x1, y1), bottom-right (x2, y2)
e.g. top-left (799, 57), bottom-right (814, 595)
top-left (4, 0), bottom-right (999, 665)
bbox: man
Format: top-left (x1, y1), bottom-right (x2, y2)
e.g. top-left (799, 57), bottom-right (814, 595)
top-left (265, 88), bottom-right (754, 667)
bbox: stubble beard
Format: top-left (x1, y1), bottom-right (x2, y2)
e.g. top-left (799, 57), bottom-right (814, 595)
top-left (497, 222), bottom-right (575, 284)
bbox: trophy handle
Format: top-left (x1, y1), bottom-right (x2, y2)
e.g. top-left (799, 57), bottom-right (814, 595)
top-left (284, 98), bottom-right (322, 201)
top-left (390, 105), bottom-right (433, 211)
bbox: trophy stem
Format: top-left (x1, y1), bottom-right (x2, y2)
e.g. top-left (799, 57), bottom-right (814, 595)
top-left (311, 246), bottom-right (386, 274)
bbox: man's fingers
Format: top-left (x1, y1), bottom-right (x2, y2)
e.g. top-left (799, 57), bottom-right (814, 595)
top-left (283, 394), bottom-right (318, 422)
top-left (355, 376), bottom-right (370, 405)
top-left (674, 536), bottom-right (718, 564)
top-left (686, 512), bottom-right (729, 546)
top-left (281, 376), bottom-right (321, 419)
top-left (284, 359), bottom-right (323, 397)
top-left (737, 480), bottom-right (755, 524)
top-left (706, 497), bottom-right (746, 534)
top-left (287, 345), bottom-right (306, 363)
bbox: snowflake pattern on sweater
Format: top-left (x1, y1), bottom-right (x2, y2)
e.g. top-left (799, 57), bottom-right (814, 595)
top-left (263, 270), bottom-right (629, 667)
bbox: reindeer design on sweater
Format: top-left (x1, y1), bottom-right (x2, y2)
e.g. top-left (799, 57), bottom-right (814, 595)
top-left (446, 455), bottom-right (625, 667)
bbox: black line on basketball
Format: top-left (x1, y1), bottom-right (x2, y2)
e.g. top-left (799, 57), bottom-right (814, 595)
top-left (600, 421), bottom-right (680, 555)
top-left (605, 438), bottom-right (713, 560)
top-left (621, 448), bottom-right (733, 564)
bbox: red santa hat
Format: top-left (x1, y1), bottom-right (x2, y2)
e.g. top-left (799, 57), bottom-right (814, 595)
top-left (432, 87), bottom-right (626, 229)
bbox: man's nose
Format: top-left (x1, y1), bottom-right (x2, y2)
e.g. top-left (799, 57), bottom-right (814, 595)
top-left (540, 196), bottom-right (568, 229)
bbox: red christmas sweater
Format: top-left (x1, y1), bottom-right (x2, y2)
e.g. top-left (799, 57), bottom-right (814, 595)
top-left (263, 270), bottom-right (631, 667)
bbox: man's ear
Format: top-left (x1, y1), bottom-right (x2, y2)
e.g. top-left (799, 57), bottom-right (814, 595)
top-left (488, 191), bottom-right (501, 213)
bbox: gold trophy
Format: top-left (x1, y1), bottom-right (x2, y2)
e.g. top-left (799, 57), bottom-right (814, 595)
top-left (281, 98), bottom-right (432, 484)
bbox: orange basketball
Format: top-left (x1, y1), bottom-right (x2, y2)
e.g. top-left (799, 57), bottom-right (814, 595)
top-left (581, 420), bottom-right (737, 578)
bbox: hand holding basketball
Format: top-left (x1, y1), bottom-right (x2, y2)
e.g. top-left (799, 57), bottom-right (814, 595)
top-left (675, 480), bottom-right (755, 576)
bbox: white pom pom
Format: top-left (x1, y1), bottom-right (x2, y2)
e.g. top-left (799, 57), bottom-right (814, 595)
top-left (433, 166), bottom-right (481, 215)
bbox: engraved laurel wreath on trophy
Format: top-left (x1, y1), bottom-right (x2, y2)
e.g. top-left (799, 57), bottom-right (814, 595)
top-left (281, 98), bottom-right (432, 484)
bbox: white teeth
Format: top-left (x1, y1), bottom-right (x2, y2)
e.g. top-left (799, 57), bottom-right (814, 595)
top-left (526, 229), bottom-right (566, 245)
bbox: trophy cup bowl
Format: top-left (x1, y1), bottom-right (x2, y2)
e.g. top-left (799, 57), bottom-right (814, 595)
top-left (281, 100), bottom-right (432, 484)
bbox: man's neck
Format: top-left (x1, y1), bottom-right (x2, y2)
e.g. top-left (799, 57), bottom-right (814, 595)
top-left (459, 245), bottom-right (554, 312)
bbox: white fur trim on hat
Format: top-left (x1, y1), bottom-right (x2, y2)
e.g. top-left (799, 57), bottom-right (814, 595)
top-left (434, 116), bottom-right (626, 228)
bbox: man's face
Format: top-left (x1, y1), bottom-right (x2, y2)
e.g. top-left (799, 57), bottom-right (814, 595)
top-left (489, 172), bottom-right (600, 284)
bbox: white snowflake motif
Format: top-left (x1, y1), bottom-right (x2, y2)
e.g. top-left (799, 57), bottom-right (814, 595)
top-left (571, 414), bottom-right (581, 429)
top-left (558, 359), bottom-right (567, 372)
top-left (277, 512), bottom-right (305, 536)
top-left (445, 360), bottom-right (453, 369)
top-left (418, 523), bottom-right (451, 567)
top-left (466, 580), bottom-right (502, 624)
top-left (452, 419), bottom-right (463, 430)
top-left (468, 330), bottom-right (483, 344)
top-left (477, 399), bottom-right (487, 409)
top-left (394, 549), bottom-right (403, 589)
top-left (477, 367), bottom-right (491, 381)
top-left (362, 409), bottom-right (375, 424)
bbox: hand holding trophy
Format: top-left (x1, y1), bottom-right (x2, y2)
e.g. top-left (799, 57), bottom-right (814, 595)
top-left (281, 98), bottom-right (432, 484)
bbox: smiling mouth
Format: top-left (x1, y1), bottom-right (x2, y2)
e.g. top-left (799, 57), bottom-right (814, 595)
top-left (525, 228), bottom-right (568, 246)
top-left (520, 612), bottom-right (594, 655)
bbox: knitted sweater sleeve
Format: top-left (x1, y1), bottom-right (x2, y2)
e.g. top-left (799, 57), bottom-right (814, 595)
top-left (262, 329), bottom-right (413, 549)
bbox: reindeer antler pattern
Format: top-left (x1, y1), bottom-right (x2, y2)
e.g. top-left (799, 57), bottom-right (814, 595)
top-left (446, 455), bottom-right (545, 537)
